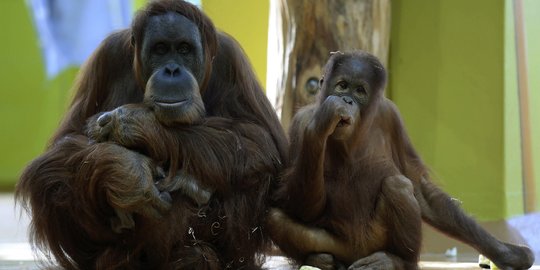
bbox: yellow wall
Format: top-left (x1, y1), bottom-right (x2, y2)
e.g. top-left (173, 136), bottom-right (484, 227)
top-left (202, 0), bottom-right (269, 86)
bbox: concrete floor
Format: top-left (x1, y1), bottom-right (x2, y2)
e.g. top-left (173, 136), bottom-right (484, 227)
top-left (0, 193), bottom-right (37, 269)
top-left (1, 192), bottom-right (539, 269)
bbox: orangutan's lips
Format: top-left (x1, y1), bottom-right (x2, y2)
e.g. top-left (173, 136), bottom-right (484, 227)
top-left (155, 98), bottom-right (189, 107)
top-left (337, 116), bottom-right (351, 127)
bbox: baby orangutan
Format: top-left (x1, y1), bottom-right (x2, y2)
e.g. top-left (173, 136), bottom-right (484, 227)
top-left (269, 51), bottom-right (534, 270)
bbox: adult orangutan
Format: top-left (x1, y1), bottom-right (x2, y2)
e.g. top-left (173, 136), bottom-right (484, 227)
top-left (16, 0), bottom-right (287, 269)
top-left (268, 51), bottom-right (534, 270)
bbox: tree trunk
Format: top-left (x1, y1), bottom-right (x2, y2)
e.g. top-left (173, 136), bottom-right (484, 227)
top-left (266, 0), bottom-right (391, 129)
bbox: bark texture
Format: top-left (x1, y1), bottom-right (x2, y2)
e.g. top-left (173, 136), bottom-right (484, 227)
top-left (267, 0), bottom-right (391, 129)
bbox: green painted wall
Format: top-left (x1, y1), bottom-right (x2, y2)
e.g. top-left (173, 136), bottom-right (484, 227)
top-left (389, 0), bottom-right (507, 220)
top-left (134, 0), bottom-right (147, 10)
top-left (0, 1), bottom-right (138, 190)
top-left (0, 1), bottom-right (76, 190)
top-left (390, 0), bottom-right (540, 220)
